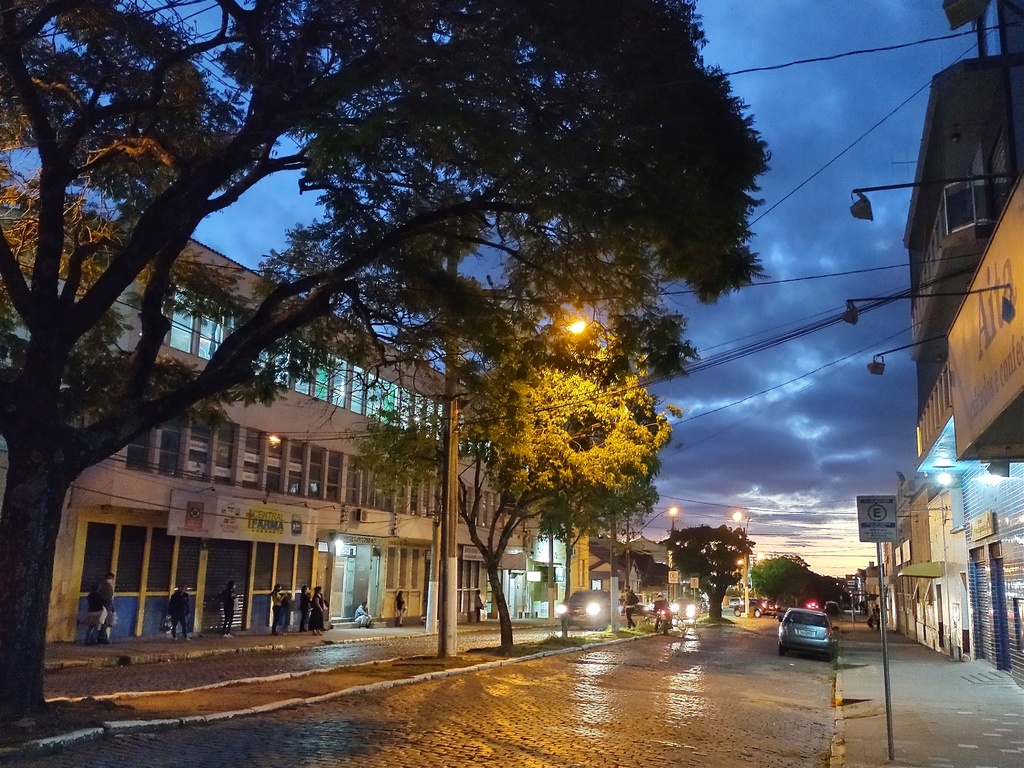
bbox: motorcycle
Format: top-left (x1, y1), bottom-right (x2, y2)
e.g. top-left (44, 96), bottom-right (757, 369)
top-left (655, 602), bottom-right (680, 635)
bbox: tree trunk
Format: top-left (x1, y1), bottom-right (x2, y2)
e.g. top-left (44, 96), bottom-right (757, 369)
top-left (486, 563), bottom-right (513, 649)
top-left (707, 586), bottom-right (726, 620)
top-left (0, 444), bottom-right (72, 720)
top-left (564, 538), bottom-right (574, 597)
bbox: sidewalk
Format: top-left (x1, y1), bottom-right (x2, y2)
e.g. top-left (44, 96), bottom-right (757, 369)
top-left (43, 618), bottom-right (554, 671)
top-left (835, 618), bottom-right (1024, 767)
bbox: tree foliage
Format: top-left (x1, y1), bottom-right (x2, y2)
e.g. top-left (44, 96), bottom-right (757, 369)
top-left (665, 524), bottom-right (751, 619)
top-left (0, 0), bottom-right (766, 718)
top-left (750, 555), bottom-right (811, 605)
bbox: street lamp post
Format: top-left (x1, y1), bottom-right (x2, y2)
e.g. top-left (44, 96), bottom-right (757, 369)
top-left (667, 506), bottom-right (679, 601)
top-left (732, 511), bottom-right (751, 618)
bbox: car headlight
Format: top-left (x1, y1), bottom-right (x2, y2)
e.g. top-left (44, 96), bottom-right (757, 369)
top-left (686, 604), bottom-right (696, 619)
top-left (555, 604), bottom-right (568, 616)
top-left (586, 602), bottom-right (600, 616)
top-left (669, 603), bottom-right (679, 613)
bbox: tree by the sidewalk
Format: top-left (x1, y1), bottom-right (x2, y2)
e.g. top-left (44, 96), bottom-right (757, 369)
top-left (359, 353), bottom-right (674, 649)
top-left (750, 555), bottom-right (812, 606)
top-left (0, 0), bottom-right (766, 717)
top-left (665, 525), bottom-right (752, 619)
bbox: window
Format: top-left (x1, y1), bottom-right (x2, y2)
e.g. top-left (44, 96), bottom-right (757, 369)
top-left (197, 316), bottom-right (224, 360)
top-left (213, 423), bottom-right (235, 484)
top-left (326, 452), bottom-right (342, 502)
top-left (287, 442), bottom-right (304, 495)
top-left (330, 359), bottom-right (347, 406)
top-left (187, 424), bottom-right (210, 477)
top-left (347, 465), bottom-right (362, 505)
top-left (158, 420), bottom-right (183, 476)
top-left (126, 431), bottom-right (151, 471)
top-left (350, 366), bottom-right (365, 414)
top-left (266, 438), bottom-right (283, 493)
top-left (169, 307), bottom-right (194, 352)
top-left (242, 430), bottom-right (262, 489)
top-left (308, 447), bottom-right (324, 498)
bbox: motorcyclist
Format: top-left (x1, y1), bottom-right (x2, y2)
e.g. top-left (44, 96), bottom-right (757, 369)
top-left (652, 593), bottom-right (671, 632)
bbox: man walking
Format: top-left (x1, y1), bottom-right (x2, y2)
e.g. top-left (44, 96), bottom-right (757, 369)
top-left (625, 588), bottom-right (640, 629)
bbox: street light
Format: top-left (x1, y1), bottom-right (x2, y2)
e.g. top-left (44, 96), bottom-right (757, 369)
top-left (668, 506), bottom-right (679, 533)
top-left (732, 511), bottom-right (751, 618)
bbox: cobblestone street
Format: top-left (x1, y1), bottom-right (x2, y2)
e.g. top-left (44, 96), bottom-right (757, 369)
top-left (18, 622), bottom-right (835, 767)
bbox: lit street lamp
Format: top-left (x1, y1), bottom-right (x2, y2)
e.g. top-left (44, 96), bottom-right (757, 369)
top-left (732, 511), bottom-right (751, 618)
top-left (668, 505), bottom-right (679, 532)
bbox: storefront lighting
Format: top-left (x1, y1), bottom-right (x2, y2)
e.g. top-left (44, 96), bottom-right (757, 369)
top-left (334, 537), bottom-right (345, 556)
top-left (937, 472), bottom-right (953, 486)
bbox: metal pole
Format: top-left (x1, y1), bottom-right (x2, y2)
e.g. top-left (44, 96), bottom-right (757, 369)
top-left (609, 513), bottom-right (619, 631)
top-left (438, 375), bottom-right (459, 657)
top-left (547, 535), bottom-right (556, 624)
top-left (425, 511), bottom-right (440, 634)
top-left (876, 541), bottom-right (895, 760)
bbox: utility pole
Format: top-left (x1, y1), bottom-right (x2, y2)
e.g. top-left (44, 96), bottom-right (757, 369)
top-left (438, 256), bottom-right (460, 658)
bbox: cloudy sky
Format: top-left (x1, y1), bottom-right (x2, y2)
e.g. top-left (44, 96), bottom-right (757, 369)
top-left (194, 2), bottom-right (979, 576)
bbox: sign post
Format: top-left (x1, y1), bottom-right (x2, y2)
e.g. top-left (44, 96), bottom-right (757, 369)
top-left (856, 495), bottom-right (897, 761)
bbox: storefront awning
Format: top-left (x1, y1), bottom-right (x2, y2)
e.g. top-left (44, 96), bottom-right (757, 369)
top-left (898, 561), bottom-right (944, 578)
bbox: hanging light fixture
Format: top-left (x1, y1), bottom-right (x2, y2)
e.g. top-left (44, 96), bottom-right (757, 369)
top-left (849, 192), bottom-right (873, 221)
top-left (867, 355), bottom-right (885, 375)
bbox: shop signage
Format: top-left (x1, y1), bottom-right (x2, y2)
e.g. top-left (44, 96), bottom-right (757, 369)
top-left (971, 509), bottom-right (996, 540)
top-left (948, 175), bottom-right (1024, 457)
top-left (169, 491), bottom-right (318, 547)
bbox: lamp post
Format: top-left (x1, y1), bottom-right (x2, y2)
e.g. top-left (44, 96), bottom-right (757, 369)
top-left (668, 505), bottom-right (679, 533)
top-left (732, 511), bottom-right (751, 618)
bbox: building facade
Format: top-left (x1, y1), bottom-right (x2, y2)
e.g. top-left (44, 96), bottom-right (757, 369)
top-left (898, 1), bottom-right (1024, 684)
top-left (2, 241), bottom-right (524, 642)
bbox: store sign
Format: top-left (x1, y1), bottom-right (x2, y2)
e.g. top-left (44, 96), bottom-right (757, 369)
top-left (971, 509), bottom-right (996, 540)
top-left (948, 175), bottom-right (1024, 457)
top-left (169, 491), bottom-right (318, 547)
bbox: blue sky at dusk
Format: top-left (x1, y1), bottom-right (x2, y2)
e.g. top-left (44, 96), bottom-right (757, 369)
top-left (194, 3), bottom-right (975, 576)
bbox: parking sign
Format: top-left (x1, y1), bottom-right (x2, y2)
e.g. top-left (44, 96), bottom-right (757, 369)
top-left (856, 495), bottom-right (897, 542)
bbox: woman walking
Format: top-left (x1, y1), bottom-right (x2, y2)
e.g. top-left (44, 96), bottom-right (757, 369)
top-left (394, 590), bottom-right (406, 627)
top-left (298, 585), bottom-right (311, 632)
top-left (309, 585), bottom-right (327, 636)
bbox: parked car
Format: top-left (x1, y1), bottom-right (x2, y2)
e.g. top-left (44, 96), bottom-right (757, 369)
top-left (778, 607), bottom-right (838, 661)
top-left (556, 590), bottom-right (612, 629)
top-left (824, 601), bottom-right (841, 616)
top-left (733, 598), bottom-right (779, 618)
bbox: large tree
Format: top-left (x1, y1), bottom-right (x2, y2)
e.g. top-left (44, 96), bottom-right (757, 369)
top-left (665, 524), bottom-right (752, 619)
top-left (0, 0), bottom-right (766, 717)
top-left (359, 349), bottom-right (675, 649)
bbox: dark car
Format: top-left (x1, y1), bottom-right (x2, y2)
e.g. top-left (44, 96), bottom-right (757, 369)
top-left (733, 598), bottom-right (779, 618)
top-left (556, 590), bottom-right (612, 629)
top-left (778, 607), bottom-right (838, 661)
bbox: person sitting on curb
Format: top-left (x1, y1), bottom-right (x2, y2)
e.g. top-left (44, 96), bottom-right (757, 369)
top-left (353, 601), bottom-right (373, 628)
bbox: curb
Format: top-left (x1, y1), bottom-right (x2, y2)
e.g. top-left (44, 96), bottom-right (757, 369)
top-left (43, 630), bottom-right (442, 672)
top-left (7, 633), bottom-right (644, 763)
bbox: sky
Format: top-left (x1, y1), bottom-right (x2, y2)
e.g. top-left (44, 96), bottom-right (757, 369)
top-left (194, 2), bottom-right (981, 577)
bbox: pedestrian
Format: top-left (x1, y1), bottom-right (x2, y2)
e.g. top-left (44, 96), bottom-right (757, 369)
top-left (309, 585), bottom-right (327, 636)
top-left (298, 585), bottom-right (311, 632)
top-left (473, 589), bottom-right (485, 622)
top-left (281, 588), bottom-right (293, 632)
top-left (271, 584), bottom-right (285, 635)
top-left (353, 600), bottom-right (373, 628)
top-left (219, 580), bottom-right (235, 637)
top-left (97, 572), bottom-right (116, 643)
top-left (625, 588), bottom-right (640, 629)
top-left (167, 583), bottom-right (190, 641)
top-left (394, 590), bottom-right (406, 627)
top-left (82, 582), bottom-right (106, 645)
